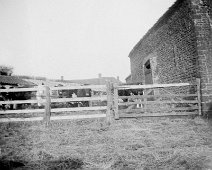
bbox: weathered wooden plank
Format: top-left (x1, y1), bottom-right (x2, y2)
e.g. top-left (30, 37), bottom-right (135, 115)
top-left (0, 117), bottom-right (43, 122)
top-left (0, 85), bottom-right (106, 92)
top-left (0, 88), bottom-right (37, 92)
top-left (117, 82), bottom-right (191, 90)
top-left (51, 85), bottom-right (106, 90)
top-left (113, 84), bottom-right (119, 120)
top-left (171, 107), bottom-right (198, 111)
top-left (44, 86), bottom-right (51, 126)
top-left (119, 112), bottom-right (198, 118)
top-left (118, 100), bottom-right (198, 106)
top-left (51, 106), bottom-right (107, 112)
top-left (0, 96), bottom-right (107, 105)
top-left (0, 106), bottom-right (107, 115)
top-left (119, 93), bottom-right (198, 99)
top-left (196, 78), bottom-right (202, 116)
top-left (120, 106), bottom-right (199, 113)
top-left (0, 99), bottom-right (40, 105)
top-left (51, 96), bottom-right (107, 103)
top-left (50, 114), bottom-right (106, 120)
top-left (106, 82), bottom-right (112, 124)
top-left (125, 105), bottom-right (139, 112)
top-left (0, 109), bottom-right (45, 114)
top-left (0, 114), bottom-right (106, 123)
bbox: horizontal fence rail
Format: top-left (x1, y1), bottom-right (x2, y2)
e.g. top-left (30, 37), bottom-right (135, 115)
top-left (0, 87), bottom-right (38, 92)
top-left (51, 96), bottom-right (107, 103)
top-left (117, 82), bottom-right (191, 90)
top-left (0, 114), bottom-right (106, 123)
top-left (0, 107), bottom-right (107, 115)
top-left (50, 85), bottom-right (106, 90)
top-left (118, 100), bottom-right (199, 105)
top-left (0, 99), bottom-right (40, 105)
top-left (119, 94), bottom-right (198, 99)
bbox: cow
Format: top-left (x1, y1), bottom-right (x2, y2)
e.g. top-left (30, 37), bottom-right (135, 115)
top-left (0, 87), bottom-right (34, 110)
top-left (9, 91), bottom-right (34, 109)
top-left (118, 89), bottom-right (143, 102)
top-left (118, 84), bottom-right (144, 109)
top-left (58, 88), bottom-right (92, 107)
top-left (0, 93), bottom-right (6, 110)
top-left (0, 86), bottom-right (7, 110)
top-left (77, 88), bottom-right (91, 107)
top-left (36, 85), bottom-right (46, 108)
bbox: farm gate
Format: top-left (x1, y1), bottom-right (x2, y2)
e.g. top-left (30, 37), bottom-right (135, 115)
top-left (112, 79), bottom-right (201, 119)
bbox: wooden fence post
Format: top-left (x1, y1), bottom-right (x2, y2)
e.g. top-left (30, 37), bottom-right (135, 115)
top-left (89, 90), bottom-right (94, 107)
top-left (143, 90), bottom-right (147, 113)
top-left (113, 83), bottom-right (119, 120)
top-left (106, 81), bottom-right (112, 125)
top-left (44, 86), bottom-right (51, 126)
top-left (196, 78), bottom-right (202, 116)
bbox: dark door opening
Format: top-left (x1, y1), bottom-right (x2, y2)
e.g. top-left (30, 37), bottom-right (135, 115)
top-left (144, 59), bottom-right (153, 85)
top-left (144, 59), bottom-right (154, 98)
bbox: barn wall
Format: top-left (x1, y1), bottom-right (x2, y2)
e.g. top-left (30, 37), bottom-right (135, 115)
top-left (129, 0), bottom-right (212, 114)
top-left (129, 0), bottom-right (198, 84)
top-left (190, 0), bottom-right (212, 113)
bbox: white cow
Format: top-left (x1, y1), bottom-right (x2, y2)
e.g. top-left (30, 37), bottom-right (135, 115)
top-left (36, 85), bottom-right (45, 107)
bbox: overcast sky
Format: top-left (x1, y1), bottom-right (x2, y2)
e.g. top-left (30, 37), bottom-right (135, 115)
top-left (0, 0), bottom-right (176, 82)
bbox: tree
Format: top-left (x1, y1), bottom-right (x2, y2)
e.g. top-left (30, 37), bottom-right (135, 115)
top-left (0, 65), bottom-right (13, 76)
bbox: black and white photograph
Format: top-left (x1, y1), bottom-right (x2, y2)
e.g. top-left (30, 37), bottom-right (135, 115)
top-left (0, 0), bottom-right (212, 169)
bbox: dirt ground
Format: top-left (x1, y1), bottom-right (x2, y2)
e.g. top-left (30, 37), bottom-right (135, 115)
top-left (0, 114), bottom-right (212, 170)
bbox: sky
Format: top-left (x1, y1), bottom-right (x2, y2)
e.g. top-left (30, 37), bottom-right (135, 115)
top-left (0, 0), bottom-right (176, 82)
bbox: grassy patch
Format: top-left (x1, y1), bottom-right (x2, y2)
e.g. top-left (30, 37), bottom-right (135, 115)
top-left (0, 116), bottom-right (212, 169)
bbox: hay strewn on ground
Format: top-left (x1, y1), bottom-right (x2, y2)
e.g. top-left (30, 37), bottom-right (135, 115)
top-left (0, 115), bottom-right (212, 169)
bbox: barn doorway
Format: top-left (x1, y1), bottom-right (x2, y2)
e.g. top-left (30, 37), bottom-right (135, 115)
top-left (144, 59), bottom-right (154, 98)
top-left (144, 59), bottom-right (153, 85)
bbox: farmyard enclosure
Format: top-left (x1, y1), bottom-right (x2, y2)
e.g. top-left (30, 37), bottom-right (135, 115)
top-left (1, 0), bottom-right (212, 169)
top-left (0, 81), bottom-right (212, 169)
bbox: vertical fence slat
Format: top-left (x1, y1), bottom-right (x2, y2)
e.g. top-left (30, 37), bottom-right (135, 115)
top-left (44, 86), bottom-right (51, 126)
top-left (106, 81), bottom-right (112, 124)
top-left (143, 90), bottom-right (147, 113)
top-left (113, 84), bottom-right (119, 120)
top-left (196, 78), bottom-right (202, 116)
top-left (89, 90), bottom-right (94, 107)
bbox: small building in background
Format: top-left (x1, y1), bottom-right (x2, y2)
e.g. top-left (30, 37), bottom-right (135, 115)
top-left (0, 75), bottom-right (35, 88)
top-left (125, 74), bottom-right (132, 84)
top-left (0, 75), bottom-right (36, 109)
top-left (56, 74), bottom-right (122, 86)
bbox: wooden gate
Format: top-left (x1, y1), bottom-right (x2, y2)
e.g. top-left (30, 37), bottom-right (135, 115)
top-left (112, 79), bottom-right (201, 119)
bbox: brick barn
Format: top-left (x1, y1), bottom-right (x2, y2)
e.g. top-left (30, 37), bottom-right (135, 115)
top-left (128, 0), bottom-right (212, 114)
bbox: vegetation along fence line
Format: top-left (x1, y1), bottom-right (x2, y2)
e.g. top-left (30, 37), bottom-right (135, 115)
top-left (0, 79), bottom-right (201, 124)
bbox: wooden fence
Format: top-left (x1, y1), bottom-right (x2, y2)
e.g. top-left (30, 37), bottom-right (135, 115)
top-left (0, 79), bottom-right (201, 124)
top-left (0, 83), bottom-right (111, 124)
top-left (112, 79), bottom-right (201, 119)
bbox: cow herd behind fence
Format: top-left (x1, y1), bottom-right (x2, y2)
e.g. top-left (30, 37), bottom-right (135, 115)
top-left (0, 85), bottom-right (107, 111)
